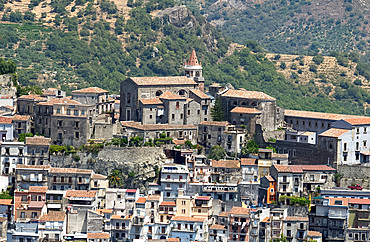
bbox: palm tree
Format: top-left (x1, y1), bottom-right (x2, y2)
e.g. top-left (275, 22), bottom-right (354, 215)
top-left (108, 169), bottom-right (123, 188)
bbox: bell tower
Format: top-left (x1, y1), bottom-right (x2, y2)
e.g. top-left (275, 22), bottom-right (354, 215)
top-left (185, 49), bottom-right (205, 92)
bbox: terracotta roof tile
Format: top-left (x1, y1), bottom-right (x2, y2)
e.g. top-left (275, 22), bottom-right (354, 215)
top-left (160, 91), bottom-right (186, 100)
top-left (284, 216), bottom-right (308, 221)
top-left (229, 207), bottom-right (250, 215)
top-left (273, 165), bottom-right (291, 173)
top-left (210, 83), bottom-right (222, 87)
top-left (349, 198), bottom-right (370, 205)
top-left (241, 158), bottom-right (257, 166)
top-left (172, 139), bottom-right (186, 145)
top-left (308, 231), bottom-right (322, 237)
top-left (96, 209), bottom-right (113, 214)
top-left (185, 50), bottom-right (201, 66)
top-left (160, 201), bottom-right (176, 206)
top-left (140, 98), bottom-right (163, 105)
top-left (12, 115), bottom-right (31, 121)
top-left (0, 199), bottom-right (12, 205)
top-left (29, 186), bottom-right (48, 193)
top-left (65, 190), bottom-right (97, 198)
top-left (299, 165), bottom-right (336, 171)
top-left (196, 196), bottom-right (211, 201)
top-left (219, 212), bottom-right (229, 217)
top-left (18, 94), bottom-right (46, 101)
top-left (261, 217), bottom-right (270, 223)
top-left (264, 175), bottom-right (275, 182)
top-left (50, 167), bottom-right (93, 174)
top-left (129, 77), bottom-right (196, 86)
top-left (87, 232), bottom-right (110, 239)
top-left (126, 189), bottom-right (137, 193)
top-left (39, 211), bottom-right (66, 222)
top-left (171, 216), bottom-right (205, 222)
top-left (121, 121), bottom-right (196, 131)
top-left (319, 128), bottom-right (350, 138)
top-left (0, 116), bottom-right (13, 124)
top-left (210, 224), bottom-right (226, 230)
top-left (222, 89), bottom-right (275, 101)
top-left (327, 197), bottom-right (349, 206)
top-left (284, 109), bottom-right (361, 120)
top-left (111, 215), bottom-right (132, 220)
top-left (190, 89), bottom-right (210, 99)
top-left (91, 173), bottom-right (107, 179)
top-left (167, 238), bottom-right (180, 242)
top-left (212, 160), bottom-right (240, 169)
top-left (28, 201), bottom-right (45, 208)
top-left (25, 136), bottom-right (51, 146)
top-left (16, 164), bottom-right (51, 170)
top-left (147, 195), bottom-right (161, 201)
top-left (343, 117), bottom-right (370, 125)
top-left (289, 166), bottom-right (303, 173)
top-left (38, 97), bottom-right (81, 106)
top-left (72, 87), bottom-right (108, 94)
top-left (230, 107), bottom-right (261, 114)
top-left (199, 121), bottom-right (229, 126)
top-left (135, 197), bottom-right (147, 204)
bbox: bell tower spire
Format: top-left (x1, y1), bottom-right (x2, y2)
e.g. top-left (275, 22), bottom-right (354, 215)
top-left (184, 49), bottom-right (205, 92)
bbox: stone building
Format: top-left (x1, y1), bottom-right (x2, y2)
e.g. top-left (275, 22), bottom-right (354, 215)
top-left (0, 116), bottom-right (13, 141)
top-left (0, 141), bottom-right (25, 175)
top-left (15, 165), bottom-right (50, 190)
top-left (210, 159), bottom-right (241, 184)
top-left (16, 94), bottom-right (47, 116)
top-left (71, 87), bottom-right (114, 115)
top-left (12, 114), bottom-right (32, 139)
top-left (48, 167), bottom-right (93, 191)
top-left (220, 89), bottom-right (283, 131)
top-left (120, 50), bottom-right (209, 124)
top-left (282, 216), bottom-right (309, 242)
top-left (25, 136), bottom-right (51, 166)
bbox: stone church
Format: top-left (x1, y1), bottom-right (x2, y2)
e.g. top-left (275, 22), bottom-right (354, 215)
top-left (119, 50), bottom-right (211, 125)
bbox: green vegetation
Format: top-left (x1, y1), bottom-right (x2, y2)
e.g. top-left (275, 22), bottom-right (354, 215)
top-left (18, 133), bottom-right (34, 142)
top-left (279, 195), bottom-right (310, 206)
top-left (0, 190), bottom-right (13, 199)
top-left (208, 145), bottom-right (226, 161)
top-left (108, 169), bottom-right (123, 188)
top-left (241, 140), bottom-right (259, 157)
top-left (211, 97), bottom-right (224, 121)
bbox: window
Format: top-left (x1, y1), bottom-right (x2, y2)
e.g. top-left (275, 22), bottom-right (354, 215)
top-left (74, 110), bottom-right (78, 116)
top-left (356, 153), bottom-right (360, 160)
top-left (182, 209), bottom-right (185, 214)
top-left (172, 114), bottom-right (175, 120)
top-left (176, 102), bottom-right (180, 109)
top-left (149, 115), bottom-right (152, 119)
top-left (344, 143), bottom-right (347, 151)
top-left (67, 109), bottom-right (71, 115)
top-left (81, 110), bottom-right (85, 115)
top-left (198, 110), bottom-right (200, 115)
top-left (188, 110), bottom-right (190, 115)
top-left (56, 109), bottom-right (60, 114)
top-left (75, 132), bottom-right (80, 139)
top-left (20, 212), bottom-right (25, 218)
top-left (127, 93), bottom-right (131, 104)
top-left (180, 113), bottom-right (183, 119)
top-left (22, 195), bottom-right (27, 202)
top-left (310, 175), bottom-right (314, 181)
top-left (364, 140), bottom-right (367, 147)
top-left (31, 212), bottom-right (37, 218)
top-left (75, 121), bottom-right (79, 128)
top-left (357, 128), bottom-right (360, 134)
top-left (344, 154), bottom-right (347, 161)
top-left (356, 142), bottom-right (360, 150)
top-left (58, 120), bottom-right (63, 127)
top-left (365, 128), bottom-right (367, 134)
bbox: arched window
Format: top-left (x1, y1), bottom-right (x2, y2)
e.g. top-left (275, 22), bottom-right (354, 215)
top-left (233, 101), bottom-right (237, 106)
top-left (156, 90), bottom-right (163, 96)
top-left (241, 101), bottom-right (246, 106)
top-left (178, 90), bottom-right (186, 96)
top-left (195, 71), bottom-right (200, 77)
top-left (176, 102), bottom-right (180, 109)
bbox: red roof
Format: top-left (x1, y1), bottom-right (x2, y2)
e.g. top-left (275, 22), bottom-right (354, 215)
top-left (241, 158), bottom-right (257, 166)
top-left (222, 89), bottom-right (275, 101)
top-left (126, 189), bottom-right (137, 193)
top-left (72, 87), bottom-right (108, 94)
top-left (190, 89), bottom-right (210, 99)
top-left (229, 207), bottom-right (250, 215)
top-left (172, 216), bottom-right (205, 222)
top-left (344, 117), bottom-right (370, 125)
top-left (230, 107), bottom-right (261, 114)
top-left (196, 196), bottom-right (211, 201)
top-left (135, 197), bottom-right (146, 204)
top-left (0, 116), bottom-right (13, 124)
top-left (160, 201), bottom-right (176, 206)
top-left (185, 49), bottom-right (201, 66)
top-left (160, 91), bottom-right (186, 100)
top-left (0, 199), bottom-right (12, 205)
top-left (349, 198), bottom-right (370, 205)
top-left (29, 186), bottom-right (48, 193)
top-left (28, 201), bottom-right (45, 209)
top-left (87, 232), bottom-right (110, 239)
top-left (65, 190), bottom-right (97, 198)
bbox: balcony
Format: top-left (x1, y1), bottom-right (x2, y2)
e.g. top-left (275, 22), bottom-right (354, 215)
top-left (114, 227), bottom-right (130, 231)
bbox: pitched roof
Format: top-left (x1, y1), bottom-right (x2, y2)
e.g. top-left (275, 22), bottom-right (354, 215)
top-left (319, 128), bottom-right (350, 138)
top-left (129, 76), bottom-right (196, 86)
top-left (264, 175), bottom-right (275, 182)
top-left (199, 121), bottom-right (229, 126)
top-left (160, 201), bottom-right (176, 206)
top-left (96, 209), bottom-right (113, 214)
top-left (212, 160), bottom-right (240, 169)
top-left (299, 165), bottom-right (336, 172)
top-left (210, 224), bottom-right (226, 230)
top-left (261, 217), bottom-right (270, 223)
top-left (111, 215), bottom-right (132, 220)
top-left (28, 201), bottom-right (45, 209)
top-left (16, 164), bottom-right (51, 170)
top-left (147, 195), bottom-right (161, 201)
top-left (241, 158), bottom-right (257, 166)
top-left (121, 121), bottom-right (196, 131)
top-left (18, 94), bottom-right (46, 101)
top-left (38, 97), bottom-right (81, 106)
top-left (91, 173), bottom-right (107, 179)
top-left (349, 198), bottom-right (370, 205)
top-left (308, 231), bottom-right (322, 237)
top-left (12, 114), bottom-right (31, 121)
top-left (160, 91), bottom-right (186, 100)
top-left (139, 98), bottom-right (163, 105)
top-left (185, 49), bottom-right (201, 66)
top-left (0, 199), bottom-right (12, 205)
top-left (50, 167), bottom-right (93, 174)
top-left (87, 232), bottom-right (110, 239)
top-left (0, 116), bottom-right (13, 124)
top-left (126, 189), bottom-right (137, 193)
top-left (343, 117), bottom-right (370, 126)
top-left (25, 136), bottom-right (51, 146)
top-left (29, 186), bottom-right (48, 193)
top-left (72, 87), bottom-right (108, 94)
top-left (284, 109), bottom-right (362, 120)
top-left (290, 166), bottom-right (303, 173)
top-left (196, 196), bottom-right (211, 201)
top-left (230, 107), bottom-right (261, 114)
top-left (135, 197), bottom-right (147, 204)
top-left (229, 207), bottom-right (250, 215)
top-left (221, 89), bottom-right (275, 101)
top-left (284, 216), bottom-right (309, 221)
top-left (190, 89), bottom-right (210, 99)
top-left (167, 238), bottom-right (180, 242)
top-left (273, 165), bottom-right (291, 173)
top-left (39, 211), bottom-right (66, 222)
top-left (65, 190), bottom-right (97, 198)
top-left (171, 216), bottom-right (205, 222)
top-left (219, 212), bottom-right (229, 217)
top-left (327, 197), bottom-right (349, 206)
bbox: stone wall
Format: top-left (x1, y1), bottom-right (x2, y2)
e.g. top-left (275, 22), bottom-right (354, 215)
top-left (0, 74), bottom-right (16, 97)
top-left (50, 147), bottom-right (167, 192)
top-left (338, 164), bottom-right (370, 189)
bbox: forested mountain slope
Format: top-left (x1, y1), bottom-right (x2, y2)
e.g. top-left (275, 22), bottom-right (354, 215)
top-left (0, 0), bottom-right (369, 116)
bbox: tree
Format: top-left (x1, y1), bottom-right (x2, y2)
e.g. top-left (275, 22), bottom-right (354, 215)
top-left (211, 97), bottom-right (224, 121)
top-left (208, 145), bottom-right (226, 161)
top-left (18, 133), bottom-right (34, 142)
top-left (312, 55), bottom-right (324, 65)
top-left (269, 234), bottom-right (288, 242)
top-left (108, 169), bottom-right (123, 188)
top-left (241, 140), bottom-right (259, 157)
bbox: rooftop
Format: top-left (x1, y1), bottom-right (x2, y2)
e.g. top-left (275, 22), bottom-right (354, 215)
top-left (65, 190), bottom-right (97, 198)
top-left (273, 165), bottom-right (291, 173)
top-left (0, 199), bottom-right (12, 205)
top-left (87, 232), bottom-right (110, 239)
top-left (349, 198), bottom-right (370, 205)
top-left (39, 211), bottom-right (66, 222)
top-left (221, 89), bottom-right (275, 101)
top-left (319, 128), bottom-right (350, 138)
top-left (96, 209), bottom-right (113, 214)
top-left (135, 197), bottom-right (147, 204)
top-left (343, 117), bottom-right (370, 126)
top-left (12, 114), bottom-right (31, 121)
top-left (72, 87), bottom-right (108, 94)
top-left (160, 201), bottom-right (176, 206)
top-left (229, 207), bottom-right (250, 215)
top-left (18, 94), bottom-right (46, 101)
top-left (209, 224), bottom-right (226, 230)
top-left (16, 164), bottom-right (51, 170)
top-left (230, 107), bottom-right (262, 114)
top-left (38, 97), bottom-right (81, 106)
top-left (185, 49), bottom-right (201, 66)
top-left (0, 116), bottom-right (13, 124)
top-left (129, 76), bottom-right (196, 86)
top-left (284, 109), bottom-right (360, 120)
top-left (50, 167), bottom-right (93, 174)
top-left (147, 195), bottom-right (161, 201)
top-left (212, 159), bottom-right (240, 169)
top-left (29, 186), bottom-right (48, 193)
top-left (171, 216), bottom-right (205, 222)
top-left (139, 98), bottom-right (163, 105)
top-left (240, 158), bottom-right (257, 166)
top-left (91, 173), bottom-right (107, 179)
top-left (284, 216), bottom-right (309, 221)
top-left (199, 121), bottom-right (229, 126)
top-left (121, 121), bottom-right (196, 131)
top-left (264, 175), bottom-right (275, 182)
top-left (25, 136), bottom-right (51, 146)
top-left (308, 231), bottom-right (322, 237)
top-left (190, 89), bottom-right (210, 99)
top-left (28, 201), bottom-right (45, 209)
top-left (160, 91), bottom-right (186, 100)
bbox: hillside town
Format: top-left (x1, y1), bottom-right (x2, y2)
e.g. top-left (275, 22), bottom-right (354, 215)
top-left (0, 50), bottom-right (370, 242)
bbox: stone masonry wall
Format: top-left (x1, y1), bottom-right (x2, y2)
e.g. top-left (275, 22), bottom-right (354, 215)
top-left (50, 147), bottom-right (167, 193)
top-left (338, 164), bottom-right (370, 189)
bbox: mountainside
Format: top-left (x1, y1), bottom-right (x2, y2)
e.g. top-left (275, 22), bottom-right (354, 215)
top-left (0, 0), bottom-right (370, 116)
top-left (185, 0), bottom-right (370, 62)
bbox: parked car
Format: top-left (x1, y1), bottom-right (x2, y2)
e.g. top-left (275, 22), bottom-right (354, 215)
top-left (348, 184), bottom-right (363, 190)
